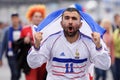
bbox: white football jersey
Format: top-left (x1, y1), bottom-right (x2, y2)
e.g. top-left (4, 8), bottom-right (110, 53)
top-left (27, 31), bottom-right (111, 80)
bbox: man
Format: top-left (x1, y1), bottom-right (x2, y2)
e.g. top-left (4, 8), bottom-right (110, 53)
top-left (19, 5), bottom-right (47, 80)
top-left (0, 22), bottom-right (4, 60)
top-left (0, 13), bottom-right (22, 80)
top-left (113, 16), bottom-right (120, 80)
top-left (27, 8), bottom-right (111, 80)
top-left (112, 14), bottom-right (120, 32)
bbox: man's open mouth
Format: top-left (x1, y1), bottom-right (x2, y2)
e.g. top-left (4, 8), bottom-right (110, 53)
top-left (68, 27), bottom-right (73, 32)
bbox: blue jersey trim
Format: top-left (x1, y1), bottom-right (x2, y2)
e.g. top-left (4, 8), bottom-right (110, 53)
top-left (52, 57), bottom-right (87, 63)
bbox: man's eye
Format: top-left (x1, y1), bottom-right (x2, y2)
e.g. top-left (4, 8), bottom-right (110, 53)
top-left (72, 17), bottom-right (77, 20)
top-left (64, 16), bottom-right (69, 20)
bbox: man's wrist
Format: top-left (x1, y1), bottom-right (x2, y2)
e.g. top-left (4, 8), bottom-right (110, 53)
top-left (34, 43), bottom-right (40, 50)
top-left (96, 44), bottom-right (102, 48)
top-left (96, 44), bottom-right (102, 51)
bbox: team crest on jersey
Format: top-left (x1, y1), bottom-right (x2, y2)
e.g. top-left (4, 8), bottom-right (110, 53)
top-left (75, 49), bottom-right (80, 59)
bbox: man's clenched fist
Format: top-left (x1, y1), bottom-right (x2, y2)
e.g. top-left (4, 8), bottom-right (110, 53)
top-left (91, 32), bottom-right (102, 48)
top-left (34, 32), bottom-right (43, 48)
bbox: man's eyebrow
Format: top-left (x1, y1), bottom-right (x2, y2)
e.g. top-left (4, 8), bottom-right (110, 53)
top-left (64, 15), bottom-right (69, 17)
top-left (64, 16), bottom-right (70, 18)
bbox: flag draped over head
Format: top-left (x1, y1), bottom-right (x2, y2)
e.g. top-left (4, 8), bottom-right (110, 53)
top-left (35, 3), bottom-right (106, 42)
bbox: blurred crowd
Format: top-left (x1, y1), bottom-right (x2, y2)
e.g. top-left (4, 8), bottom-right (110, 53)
top-left (0, 4), bottom-right (47, 80)
top-left (94, 13), bottom-right (120, 80)
top-left (0, 3), bottom-right (120, 80)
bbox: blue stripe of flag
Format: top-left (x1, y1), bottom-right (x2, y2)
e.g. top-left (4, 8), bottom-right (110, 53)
top-left (36, 9), bottom-right (65, 32)
top-left (36, 4), bottom-right (106, 37)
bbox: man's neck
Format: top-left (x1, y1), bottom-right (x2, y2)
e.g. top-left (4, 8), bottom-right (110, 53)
top-left (65, 32), bottom-right (80, 43)
top-left (32, 22), bottom-right (39, 26)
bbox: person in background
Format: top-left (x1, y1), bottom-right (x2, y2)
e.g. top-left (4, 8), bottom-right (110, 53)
top-left (18, 4), bottom-right (47, 80)
top-left (101, 19), bottom-right (116, 80)
top-left (113, 16), bottom-right (120, 80)
top-left (95, 19), bottom-right (116, 80)
top-left (112, 14), bottom-right (120, 32)
top-left (0, 22), bottom-right (4, 65)
top-left (0, 13), bottom-right (22, 80)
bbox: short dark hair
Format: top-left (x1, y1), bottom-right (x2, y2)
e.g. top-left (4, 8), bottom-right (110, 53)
top-left (11, 13), bottom-right (19, 17)
top-left (63, 8), bottom-right (80, 14)
top-left (62, 8), bottom-right (80, 19)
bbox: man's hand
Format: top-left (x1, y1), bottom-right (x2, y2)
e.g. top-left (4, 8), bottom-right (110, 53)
top-left (91, 32), bottom-right (102, 48)
top-left (24, 33), bottom-right (31, 44)
top-left (24, 36), bottom-right (31, 44)
top-left (34, 32), bottom-right (43, 49)
top-left (0, 60), bottom-right (3, 67)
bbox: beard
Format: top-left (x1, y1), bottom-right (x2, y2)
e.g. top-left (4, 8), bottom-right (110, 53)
top-left (63, 26), bottom-right (79, 37)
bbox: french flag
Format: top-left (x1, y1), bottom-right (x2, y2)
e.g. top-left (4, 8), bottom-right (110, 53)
top-left (35, 3), bottom-right (106, 42)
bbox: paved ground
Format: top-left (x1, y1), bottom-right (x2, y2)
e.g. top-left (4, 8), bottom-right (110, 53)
top-left (0, 56), bottom-right (25, 80)
top-left (0, 56), bottom-right (113, 80)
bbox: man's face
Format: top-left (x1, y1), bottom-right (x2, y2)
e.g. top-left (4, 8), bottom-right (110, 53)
top-left (11, 16), bottom-right (20, 26)
top-left (101, 21), bottom-right (111, 32)
top-left (32, 12), bottom-right (43, 26)
top-left (61, 11), bottom-right (82, 37)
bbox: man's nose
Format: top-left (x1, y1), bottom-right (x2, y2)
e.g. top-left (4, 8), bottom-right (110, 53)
top-left (68, 19), bottom-right (73, 24)
top-left (69, 23), bottom-right (72, 26)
